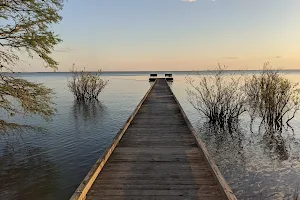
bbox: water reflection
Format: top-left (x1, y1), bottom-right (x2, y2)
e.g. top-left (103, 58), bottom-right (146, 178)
top-left (198, 122), bottom-right (247, 173)
top-left (0, 143), bottom-right (58, 200)
top-left (71, 100), bottom-right (107, 124)
top-left (262, 128), bottom-right (289, 162)
top-left (197, 120), bottom-right (300, 199)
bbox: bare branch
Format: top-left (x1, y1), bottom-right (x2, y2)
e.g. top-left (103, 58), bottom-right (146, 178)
top-left (68, 67), bottom-right (109, 101)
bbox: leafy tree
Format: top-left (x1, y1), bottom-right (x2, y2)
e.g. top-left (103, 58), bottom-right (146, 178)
top-left (0, 0), bottom-right (64, 134)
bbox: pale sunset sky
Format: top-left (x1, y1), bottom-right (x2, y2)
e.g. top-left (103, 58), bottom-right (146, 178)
top-left (21, 0), bottom-right (300, 72)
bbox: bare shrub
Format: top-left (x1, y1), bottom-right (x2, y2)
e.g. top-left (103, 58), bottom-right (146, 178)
top-left (68, 68), bottom-right (108, 101)
top-left (186, 65), bottom-right (246, 128)
top-left (245, 63), bottom-right (300, 131)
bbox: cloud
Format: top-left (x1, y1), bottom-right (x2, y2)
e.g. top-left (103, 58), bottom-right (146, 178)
top-left (54, 47), bottom-right (75, 53)
top-left (181, 0), bottom-right (196, 3)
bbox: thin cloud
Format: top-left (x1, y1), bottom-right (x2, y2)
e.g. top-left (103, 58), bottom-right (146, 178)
top-left (181, 0), bottom-right (196, 3)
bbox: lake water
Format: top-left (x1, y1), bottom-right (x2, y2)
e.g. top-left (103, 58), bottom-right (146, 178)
top-left (0, 71), bottom-right (300, 200)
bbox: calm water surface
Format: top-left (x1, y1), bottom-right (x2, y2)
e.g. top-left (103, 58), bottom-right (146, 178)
top-left (0, 71), bottom-right (300, 200)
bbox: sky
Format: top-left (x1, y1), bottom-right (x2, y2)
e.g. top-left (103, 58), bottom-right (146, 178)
top-left (19, 0), bottom-right (300, 72)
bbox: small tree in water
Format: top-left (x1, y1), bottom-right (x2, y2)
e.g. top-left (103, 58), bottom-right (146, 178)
top-left (186, 65), bottom-right (246, 129)
top-left (68, 68), bottom-right (108, 101)
top-left (245, 63), bottom-right (300, 131)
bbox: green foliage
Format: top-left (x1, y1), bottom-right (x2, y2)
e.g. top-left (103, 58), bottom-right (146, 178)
top-left (0, 74), bottom-right (55, 134)
top-left (0, 0), bottom-right (64, 70)
top-left (68, 68), bottom-right (109, 101)
top-left (0, 0), bottom-right (64, 134)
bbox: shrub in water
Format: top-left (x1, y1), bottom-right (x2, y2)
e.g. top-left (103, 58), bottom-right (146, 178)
top-left (186, 65), bottom-right (246, 128)
top-left (245, 63), bottom-right (300, 131)
top-left (68, 68), bottom-right (108, 101)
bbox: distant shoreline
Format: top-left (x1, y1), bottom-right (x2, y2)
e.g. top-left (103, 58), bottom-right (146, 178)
top-left (3, 69), bottom-right (300, 74)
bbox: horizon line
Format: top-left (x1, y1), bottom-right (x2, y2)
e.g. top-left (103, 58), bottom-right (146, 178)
top-left (5, 69), bottom-right (300, 73)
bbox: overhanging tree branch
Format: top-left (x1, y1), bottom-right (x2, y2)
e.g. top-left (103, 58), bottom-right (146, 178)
top-left (0, 0), bottom-right (64, 134)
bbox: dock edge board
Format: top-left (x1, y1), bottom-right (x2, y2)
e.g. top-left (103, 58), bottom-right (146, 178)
top-left (69, 80), bottom-right (158, 200)
top-left (167, 81), bottom-right (238, 200)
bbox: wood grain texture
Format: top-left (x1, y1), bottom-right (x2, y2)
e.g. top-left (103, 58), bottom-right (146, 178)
top-left (72, 79), bottom-right (236, 200)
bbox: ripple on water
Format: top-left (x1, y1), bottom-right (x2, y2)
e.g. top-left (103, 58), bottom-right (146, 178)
top-left (1, 73), bottom-right (300, 200)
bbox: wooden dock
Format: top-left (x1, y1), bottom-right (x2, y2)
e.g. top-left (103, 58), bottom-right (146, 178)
top-left (70, 79), bottom-right (237, 200)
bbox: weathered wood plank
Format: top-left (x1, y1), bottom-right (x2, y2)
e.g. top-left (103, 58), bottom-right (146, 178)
top-left (88, 189), bottom-right (223, 196)
top-left (88, 196), bottom-right (221, 200)
top-left (70, 79), bottom-right (237, 200)
top-left (91, 184), bottom-right (219, 190)
top-left (93, 179), bottom-right (220, 185)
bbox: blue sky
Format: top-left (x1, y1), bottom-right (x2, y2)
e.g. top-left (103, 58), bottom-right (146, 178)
top-left (23, 0), bottom-right (300, 71)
